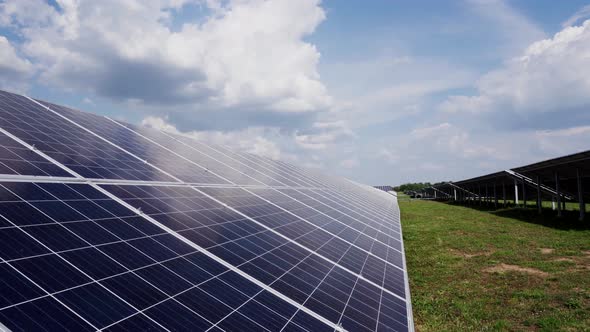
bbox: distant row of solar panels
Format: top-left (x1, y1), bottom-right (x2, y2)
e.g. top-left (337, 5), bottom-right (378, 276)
top-left (374, 186), bottom-right (394, 193)
top-left (0, 89), bottom-right (413, 332)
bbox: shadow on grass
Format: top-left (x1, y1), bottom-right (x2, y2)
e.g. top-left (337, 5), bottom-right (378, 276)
top-left (441, 200), bottom-right (590, 231)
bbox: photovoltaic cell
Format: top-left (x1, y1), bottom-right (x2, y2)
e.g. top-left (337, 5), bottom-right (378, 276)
top-left (0, 91), bottom-right (174, 182)
top-left (0, 182), bottom-right (333, 331)
top-left (0, 89), bottom-right (412, 332)
top-left (37, 100), bottom-right (234, 185)
top-left (97, 184), bottom-right (408, 330)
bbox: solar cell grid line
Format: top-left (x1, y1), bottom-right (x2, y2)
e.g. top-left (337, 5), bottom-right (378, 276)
top-left (337, 223), bottom-right (408, 332)
top-left (101, 184), bottom-right (379, 290)
top-left (307, 188), bottom-right (402, 234)
top-left (164, 131), bottom-right (368, 195)
top-left (251, 188), bottom-right (405, 268)
top-left (297, 189), bottom-right (402, 242)
top-left (104, 120), bottom-right (406, 264)
top-left (204, 226), bottom-right (331, 331)
top-left (274, 160), bottom-right (349, 191)
top-left (239, 153), bottom-right (329, 189)
top-left (30, 98), bottom-right (229, 185)
top-left (107, 119), bottom-right (262, 186)
top-left (203, 186), bottom-right (404, 277)
top-left (0, 129), bottom-right (73, 178)
top-left (313, 182), bottom-right (392, 211)
top-left (159, 131), bottom-right (294, 187)
top-left (282, 212), bottom-right (403, 332)
top-left (98, 185), bottom-right (336, 257)
top-left (186, 142), bottom-right (328, 190)
top-left (0, 181), bottom-right (243, 330)
top-left (160, 136), bottom-right (323, 189)
top-left (0, 181), bottom-right (336, 332)
top-left (0, 91), bottom-right (175, 182)
top-left (277, 188), bottom-right (402, 245)
top-left (0, 90), bottom-right (411, 330)
top-left (89, 118), bottom-right (402, 274)
top-left (162, 132), bottom-right (313, 188)
top-left (121, 124), bottom-right (408, 260)
top-left (0, 257), bottom-right (98, 331)
top-left (118, 182), bottom-right (412, 316)
top-left (90, 184), bottom-right (343, 331)
top-left (133, 128), bottom-right (404, 253)
top-left (196, 187), bottom-right (408, 301)
top-left (267, 189), bottom-right (404, 266)
top-left (0, 182), bottom-right (173, 331)
top-left (12, 92), bottom-right (388, 306)
top-left (385, 201), bottom-right (414, 332)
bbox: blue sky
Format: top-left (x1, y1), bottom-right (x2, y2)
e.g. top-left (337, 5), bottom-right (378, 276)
top-left (1, 0), bottom-right (590, 186)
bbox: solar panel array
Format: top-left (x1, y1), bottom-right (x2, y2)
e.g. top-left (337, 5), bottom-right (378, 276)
top-left (374, 186), bottom-right (394, 193)
top-left (0, 89), bottom-right (413, 332)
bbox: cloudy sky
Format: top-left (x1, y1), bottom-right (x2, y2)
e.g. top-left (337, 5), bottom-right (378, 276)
top-left (1, 0), bottom-right (590, 186)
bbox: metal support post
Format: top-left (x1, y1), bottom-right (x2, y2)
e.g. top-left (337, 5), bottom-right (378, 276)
top-left (494, 183), bottom-right (498, 209)
top-left (478, 184), bottom-right (482, 206)
top-left (555, 171), bottom-right (562, 217)
top-left (522, 178), bottom-right (527, 208)
top-left (514, 179), bottom-right (519, 206)
top-left (577, 168), bottom-right (585, 221)
top-left (503, 181), bottom-right (506, 207)
top-left (536, 175), bottom-right (542, 215)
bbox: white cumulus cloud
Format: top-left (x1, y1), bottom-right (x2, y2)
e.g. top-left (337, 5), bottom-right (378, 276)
top-left (141, 115), bottom-right (284, 160)
top-left (0, 35), bottom-right (34, 91)
top-left (0, 0), bottom-right (331, 112)
top-left (441, 19), bottom-right (590, 119)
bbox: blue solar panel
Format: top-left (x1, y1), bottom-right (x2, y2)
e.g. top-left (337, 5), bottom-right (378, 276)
top-left (0, 182), bottom-right (334, 331)
top-left (0, 89), bottom-right (413, 331)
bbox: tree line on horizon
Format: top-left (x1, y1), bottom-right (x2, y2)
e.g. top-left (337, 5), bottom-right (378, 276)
top-left (393, 182), bottom-right (446, 192)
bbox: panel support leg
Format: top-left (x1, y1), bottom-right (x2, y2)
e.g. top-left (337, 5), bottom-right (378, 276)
top-left (522, 178), bottom-right (527, 209)
top-left (494, 182), bottom-right (498, 209)
top-left (514, 179), bottom-right (519, 206)
top-left (503, 181), bottom-right (506, 207)
top-left (478, 184), bottom-right (482, 206)
top-left (536, 175), bottom-right (542, 215)
top-left (578, 168), bottom-right (585, 221)
top-left (555, 171), bottom-right (562, 218)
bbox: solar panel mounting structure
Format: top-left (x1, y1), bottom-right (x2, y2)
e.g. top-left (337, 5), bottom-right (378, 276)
top-left (0, 89), bottom-right (414, 332)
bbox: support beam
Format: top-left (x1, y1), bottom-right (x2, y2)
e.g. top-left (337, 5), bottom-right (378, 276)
top-left (503, 181), bottom-right (506, 207)
top-left (514, 179), bottom-right (519, 206)
top-left (536, 175), bottom-right (542, 215)
top-left (555, 171), bottom-right (562, 218)
top-left (494, 182), bottom-right (498, 209)
top-left (577, 168), bottom-right (585, 221)
top-left (454, 188), bottom-right (457, 201)
top-left (522, 178), bottom-right (527, 208)
top-left (485, 184), bottom-right (489, 206)
top-left (478, 184), bottom-right (482, 206)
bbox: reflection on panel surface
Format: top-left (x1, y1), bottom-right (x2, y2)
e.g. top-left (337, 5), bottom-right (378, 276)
top-left (0, 89), bottom-right (411, 331)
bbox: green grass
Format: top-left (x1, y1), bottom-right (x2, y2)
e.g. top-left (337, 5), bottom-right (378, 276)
top-left (400, 199), bottom-right (590, 331)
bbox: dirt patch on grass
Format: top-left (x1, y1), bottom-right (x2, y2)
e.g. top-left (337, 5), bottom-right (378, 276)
top-left (483, 264), bottom-right (549, 277)
top-left (553, 257), bottom-right (575, 263)
top-left (449, 248), bottom-right (495, 258)
top-left (539, 248), bottom-right (555, 254)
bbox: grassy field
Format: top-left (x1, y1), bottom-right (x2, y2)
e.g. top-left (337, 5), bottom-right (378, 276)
top-left (400, 198), bottom-right (590, 331)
